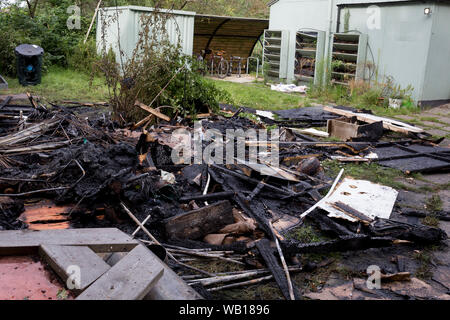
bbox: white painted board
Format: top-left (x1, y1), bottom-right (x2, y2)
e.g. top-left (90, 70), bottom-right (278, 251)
top-left (318, 178), bottom-right (398, 223)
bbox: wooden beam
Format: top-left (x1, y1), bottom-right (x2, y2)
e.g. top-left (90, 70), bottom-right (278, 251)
top-left (256, 239), bottom-right (300, 300)
top-left (165, 200), bottom-right (234, 240)
top-left (0, 96), bottom-right (12, 110)
top-left (0, 228), bottom-right (138, 255)
top-left (76, 245), bottom-right (164, 300)
top-left (39, 245), bottom-right (110, 292)
top-left (84, 0), bottom-right (103, 44)
top-left (135, 101), bottom-right (171, 122)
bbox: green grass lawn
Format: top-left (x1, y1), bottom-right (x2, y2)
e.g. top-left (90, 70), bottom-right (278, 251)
top-left (1, 67), bottom-right (109, 102)
top-left (1, 67), bottom-right (425, 122)
top-left (209, 79), bottom-right (306, 111)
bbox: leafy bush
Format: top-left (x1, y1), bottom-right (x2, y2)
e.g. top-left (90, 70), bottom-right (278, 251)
top-left (0, 1), bottom-right (92, 76)
top-left (68, 39), bottom-right (101, 75)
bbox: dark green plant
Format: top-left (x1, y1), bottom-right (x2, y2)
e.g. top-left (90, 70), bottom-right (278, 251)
top-left (68, 39), bottom-right (101, 75)
top-left (0, 1), bottom-right (92, 76)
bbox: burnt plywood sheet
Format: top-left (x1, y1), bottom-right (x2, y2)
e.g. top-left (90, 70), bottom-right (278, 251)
top-left (274, 107), bottom-right (338, 121)
top-left (378, 156), bottom-right (450, 173)
top-left (374, 144), bottom-right (450, 173)
top-left (374, 146), bottom-right (413, 158)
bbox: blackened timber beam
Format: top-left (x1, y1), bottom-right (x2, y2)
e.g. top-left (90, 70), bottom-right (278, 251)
top-left (179, 191), bottom-right (235, 203)
top-left (256, 239), bottom-right (301, 300)
top-left (0, 96), bottom-right (12, 110)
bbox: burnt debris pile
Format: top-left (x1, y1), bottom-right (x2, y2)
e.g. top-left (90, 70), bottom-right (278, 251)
top-left (0, 94), bottom-right (449, 300)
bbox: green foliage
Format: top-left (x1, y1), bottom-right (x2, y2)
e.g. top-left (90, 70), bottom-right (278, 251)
top-left (68, 39), bottom-right (101, 75)
top-left (286, 225), bottom-right (323, 243)
top-left (164, 57), bottom-right (232, 117)
top-left (0, 1), bottom-right (91, 76)
top-left (413, 251), bottom-right (433, 279)
top-left (425, 195), bottom-right (443, 213)
top-left (382, 76), bottom-right (414, 99)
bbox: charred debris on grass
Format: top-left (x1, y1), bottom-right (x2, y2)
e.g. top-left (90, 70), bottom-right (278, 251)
top-left (0, 94), bottom-right (448, 300)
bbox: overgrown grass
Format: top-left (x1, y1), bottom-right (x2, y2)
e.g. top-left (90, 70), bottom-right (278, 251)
top-left (308, 84), bottom-right (421, 117)
top-left (425, 195), bottom-right (443, 213)
top-left (2, 66), bottom-right (108, 102)
top-left (209, 79), bottom-right (305, 111)
top-left (285, 225), bottom-right (326, 243)
top-left (413, 250), bottom-right (434, 279)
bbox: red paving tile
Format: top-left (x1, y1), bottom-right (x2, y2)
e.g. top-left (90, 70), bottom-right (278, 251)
top-left (0, 256), bottom-right (72, 300)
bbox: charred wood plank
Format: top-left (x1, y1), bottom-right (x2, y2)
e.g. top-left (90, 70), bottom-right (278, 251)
top-left (0, 96), bottom-right (12, 110)
top-left (308, 211), bottom-right (356, 237)
top-left (332, 201), bottom-right (373, 224)
top-left (281, 235), bottom-right (395, 255)
top-left (210, 164), bottom-right (293, 196)
top-left (212, 167), bottom-right (274, 237)
top-left (369, 218), bottom-right (447, 243)
top-left (256, 239), bottom-right (301, 300)
top-left (247, 180), bottom-right (265, 201)
top-left (165, 200), bottom-right (234, 240)
top-left (401, 209), bottom-right (450, 221)
top-left (179, 191), bottom-right (235, 203)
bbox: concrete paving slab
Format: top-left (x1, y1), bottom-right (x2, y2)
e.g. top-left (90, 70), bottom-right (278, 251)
top-left (426, 128), bottom-right (449, 137)
top-left (421, 173), bottom-right (450, 185)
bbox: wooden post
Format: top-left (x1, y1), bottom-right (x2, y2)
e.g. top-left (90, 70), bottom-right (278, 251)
top-left (84, 0), bottom-right (103, 44)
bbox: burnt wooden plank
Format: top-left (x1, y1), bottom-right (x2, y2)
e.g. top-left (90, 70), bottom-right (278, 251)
top-left (179, 191), bottom-right (235, 203)
top-left (39, 245), bottom-right (110, 292)
top-left (165, 200), bottom-right (234, 240)
top-left (76, 245), bottom-right (164, 300)
top-left (332, 201), bottom-right (373, 224)
top-left (281, 235), bottom-right (395, 255)
top-left (0, 228), bottom-right (138, 255)
top-left (308, 211), bottom-right (355, 237)
top-left (256, 239), bottom-right (300, 300)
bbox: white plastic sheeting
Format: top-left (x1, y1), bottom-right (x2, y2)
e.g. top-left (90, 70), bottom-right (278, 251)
top-left (270, 84), bottom-right (308, 93)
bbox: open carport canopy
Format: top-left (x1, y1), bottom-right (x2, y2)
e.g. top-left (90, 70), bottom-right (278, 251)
top-left (193, 14), bottom-right (269, 60)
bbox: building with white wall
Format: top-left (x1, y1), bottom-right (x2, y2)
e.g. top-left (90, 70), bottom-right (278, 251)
top-left (267, 0), bottom-right (450, 106)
